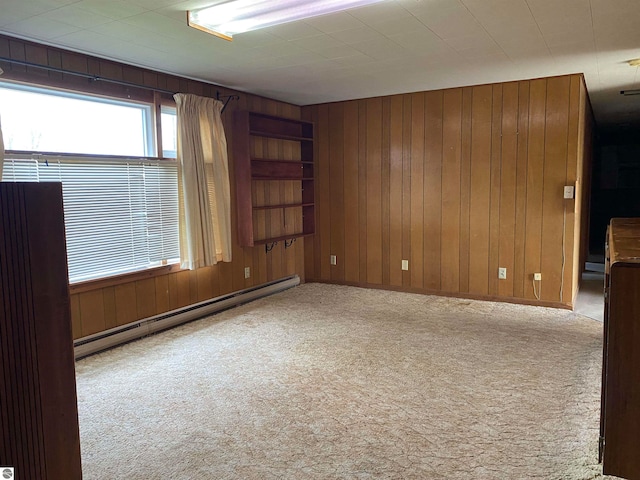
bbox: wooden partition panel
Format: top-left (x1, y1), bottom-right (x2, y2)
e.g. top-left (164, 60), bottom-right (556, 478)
top-left (0, 34), bottom-right (305, 340)
top-left (304, 74), bottom-right (592, 308)
top-left (0, 183), bottom-right (82, 479)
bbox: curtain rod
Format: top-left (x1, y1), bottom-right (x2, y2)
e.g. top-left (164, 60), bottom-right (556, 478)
top-left (0, 56), bottom-right (240, 112)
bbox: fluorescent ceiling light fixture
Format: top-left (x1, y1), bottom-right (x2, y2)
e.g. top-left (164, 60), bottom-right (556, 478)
top-left (187, 0), bottom-right (387, 41)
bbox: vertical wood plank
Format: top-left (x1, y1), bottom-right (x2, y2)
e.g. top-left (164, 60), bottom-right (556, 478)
top-left (189, 270), bottom-right (198, 304)
top-left (441, 89), bottom-right (462, 293)
top-left (459, 87), bottom-right (473, 293)
top-left (424, 91), bottom-right (443, 290)
top-left (70, 294), bottom-right (82, 340)
top-left (344, 101), bottom-right (360, 283)
top-left (176, 270), bottom-right (191, 308)
top-left (167, 272), bottom-right (179, 311)
top-left (402, 95), bottom-right (412, 287)
top-left (524, 79), bottom-right (547, 300)
top-left (566, 75), bottom-right (582, 304)
top-left (79, 290), bottom-right (105, 337)
top-left (366, 98), bottom-right (383, 284)
top-left (329, 102), bottom-right (345, 280)
top-left (135, 278), bottom-right (157, 320)
top-left (359, 100), bottom-right (369, 282)
top-left (410, 92), bottom-right (425, 289)
top-left (513, 81), bottom-right (530, 299)
top-left (115, 282), bottom-right (138, 327)
top-left (155, 274), bottom-right (170, 315)
top-left (381, 97), bottom-right (391, 286)
top-left (488, 84), bottom-right (503, 296)
top-left (211, 264), bottom-right (222, 298)
top-left (196, 266), bottom-right (213, 302)
top-left (498, 82), bottom-right (519, 298)
top-left (318, 104), bottom-right (331, 280)
top-left (389, 96), bottom-right (404, 287)
top-left (102, 286), bottom-right (117, 330)
top-left (468, 85), bottom-right (493, 295)
top-left (218, 261), bottom-right (234, 295)
top-left (541, 76), bottom-right (571, 302)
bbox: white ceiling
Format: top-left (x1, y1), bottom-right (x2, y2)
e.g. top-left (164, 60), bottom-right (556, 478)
top-left (1, 0), bottom-right (640, 128)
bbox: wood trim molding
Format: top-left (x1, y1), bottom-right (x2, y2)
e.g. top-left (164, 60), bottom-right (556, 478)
top-left (69, 263), bottom-right (184, 294)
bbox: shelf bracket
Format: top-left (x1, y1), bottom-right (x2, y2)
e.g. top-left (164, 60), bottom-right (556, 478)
top-left (265, 241), bottom-right (278, 253)
top-left (284, 238), bottom-right (296, 249)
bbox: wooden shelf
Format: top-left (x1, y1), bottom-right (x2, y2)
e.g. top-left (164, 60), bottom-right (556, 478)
top-left (234, 110), bottom-right (316, 248)
top-left (251, 158), bottom-right (314, 165)
top-left (249, 130), bottom-right (312, 142)
top-left (253, 202), bottom-right (314, 211)
top-left (252, 176), bottom-right (314, 181)
top-left (253, 232), bottom-right (315, 245)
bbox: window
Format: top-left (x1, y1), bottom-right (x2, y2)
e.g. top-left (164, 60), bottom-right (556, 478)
top-left (0, 82), bottom-right (180, 283)
top-left (161, 106), bottom-right (177, 158)
top-left (0, 83), bottom-right (153, 156)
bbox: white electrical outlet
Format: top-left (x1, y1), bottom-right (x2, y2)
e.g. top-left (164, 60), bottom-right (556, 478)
top-left (401, 260), bottom-right (409, 271)
top-left (534, 273), bottom-right (542, 281)
top-left (244, 267), bottom-right (250, 279)
top-left (498, 267), bottom-right (507, 279)
top-left (563, 185), bottom-right (575, 199)
top-left (330, 255), bottom-right (337, 266)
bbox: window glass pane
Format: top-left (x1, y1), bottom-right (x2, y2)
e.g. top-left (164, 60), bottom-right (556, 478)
top-left (161, 106), bottom-right (177, 158)
top-left (0, 83), bottom-right (153, 156)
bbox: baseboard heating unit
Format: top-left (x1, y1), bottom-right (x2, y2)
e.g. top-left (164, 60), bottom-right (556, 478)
top-left (74, 275), bottom-right (300, 360)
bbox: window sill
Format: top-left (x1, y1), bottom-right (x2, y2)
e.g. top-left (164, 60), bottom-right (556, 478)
top-left (69, 263), bottom-right (184, 294)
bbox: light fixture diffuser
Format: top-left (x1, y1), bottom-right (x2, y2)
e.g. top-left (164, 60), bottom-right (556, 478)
top-left (187, 0), bottom-right (387, 41)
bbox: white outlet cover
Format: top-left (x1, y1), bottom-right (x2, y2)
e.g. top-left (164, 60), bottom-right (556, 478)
top-left (563, 185), bottom-right (575, 199)
top-left (401, 260), bottom-right (409, 271)
top-left (244, 267), bottom-right (250, 278)
top-left (534, 273), bottom-right (542, 281)
top-left (498, 267), bottom-right (507, 279)
top-left (330, 255), bottom-right (337, 265)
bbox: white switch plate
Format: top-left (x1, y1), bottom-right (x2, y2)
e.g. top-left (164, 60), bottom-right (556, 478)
top-left (330, 255), bottom-right (337, 265)
top-left (244, 267), bottom-right (250, 279)
top-left (498, 267), bottom-right (507, 279)
top-left (401, 259), bottom-right (409, 271)
top-left (534, 273), bottom-right (542, 281)
top-left (563, 185), bottom-right (575, 199)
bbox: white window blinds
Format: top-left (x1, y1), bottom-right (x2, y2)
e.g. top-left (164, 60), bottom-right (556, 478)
top-left (2, 155), bottom-right (180, 283)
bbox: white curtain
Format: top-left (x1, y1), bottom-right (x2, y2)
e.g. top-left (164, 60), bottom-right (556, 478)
top-left (174, 93), bottom-right (232, 270)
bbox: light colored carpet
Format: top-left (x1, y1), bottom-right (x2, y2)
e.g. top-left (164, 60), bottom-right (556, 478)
top-left (76, 283), bottom-right (611, 479)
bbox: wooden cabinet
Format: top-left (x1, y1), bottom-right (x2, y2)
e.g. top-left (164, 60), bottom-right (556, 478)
top-left (233, 110), bottom-right (315, 247)
top-left (600, 217), bottom-right (640, 480)
top-left (0, 182), bottom-right (82, 479)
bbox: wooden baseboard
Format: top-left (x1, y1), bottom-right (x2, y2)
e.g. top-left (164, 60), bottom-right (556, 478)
top-left (306, 278), bottom-right (573, 310)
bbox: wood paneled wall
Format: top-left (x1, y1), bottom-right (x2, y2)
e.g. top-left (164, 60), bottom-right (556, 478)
top-left (303, 74), bottom-right (592, 308)
top-left (0, 35), bottom-right (305, 339)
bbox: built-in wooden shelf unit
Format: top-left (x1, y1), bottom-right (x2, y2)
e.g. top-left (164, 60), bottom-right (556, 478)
top-left (233, 110), bottom-right (315, 248)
